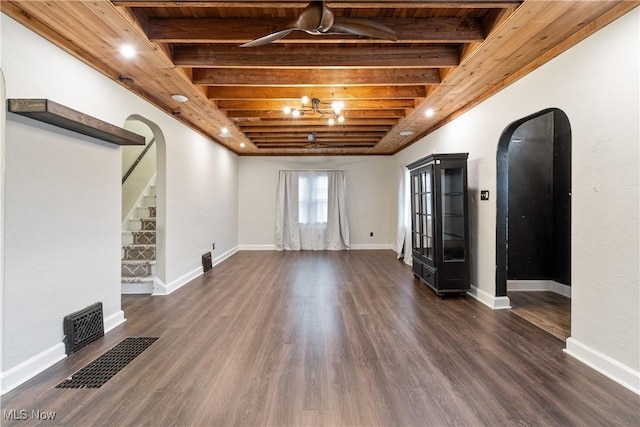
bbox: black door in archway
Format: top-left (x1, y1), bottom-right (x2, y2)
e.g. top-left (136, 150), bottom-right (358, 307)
top-left (496, 109), bottom-right (572, 297)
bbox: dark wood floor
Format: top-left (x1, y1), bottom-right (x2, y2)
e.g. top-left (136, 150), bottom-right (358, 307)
top-left (3, 251), bottom-right (639, 426)
top-left (508, 291), bottom-right (571, 341)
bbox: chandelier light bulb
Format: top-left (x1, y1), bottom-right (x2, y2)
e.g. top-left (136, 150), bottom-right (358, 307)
top-left (283, 98), bottom-right (346, 126)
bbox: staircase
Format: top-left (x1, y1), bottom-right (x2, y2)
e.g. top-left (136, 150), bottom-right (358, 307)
top-left (121, 185), bottom-right (156, 294)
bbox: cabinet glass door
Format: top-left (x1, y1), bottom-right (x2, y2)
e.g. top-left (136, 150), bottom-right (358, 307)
top-left (421, 166), bottom-right (434, 261)
top-left (441, 167), bottom-right (465, 261)
top-left (411, 173), bottom-right (421, 251)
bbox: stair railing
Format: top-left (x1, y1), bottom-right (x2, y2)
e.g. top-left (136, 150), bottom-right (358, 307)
top-left (122, 137), bottom-right (156, 185)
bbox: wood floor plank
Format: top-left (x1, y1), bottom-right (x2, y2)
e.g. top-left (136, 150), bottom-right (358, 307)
top-left (2, 251), bottom-right (638, 426)
top-left (508, 290), bottom-right (571, 340)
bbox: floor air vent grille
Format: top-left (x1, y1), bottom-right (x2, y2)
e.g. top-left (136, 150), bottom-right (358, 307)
top-left (56, 337), bottom-right (158, 389)
top-left (63, 302), bottom-right (104, 355)
top-left (202, 252), bottom-right (213, 273)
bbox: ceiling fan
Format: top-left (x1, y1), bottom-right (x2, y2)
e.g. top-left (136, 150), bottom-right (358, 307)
top-left (305, 132), bottom-right (358, 150)
top-left (240, 0), bottom-right (398, 48)
top-left (306, 132), bottom-right (323, 150)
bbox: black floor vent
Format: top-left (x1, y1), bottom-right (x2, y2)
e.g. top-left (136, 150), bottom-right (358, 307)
top-left (63, 302), bottom-right (104, 355)
top-left (202, 251), bottom-right (213, 273)
top-left (56, 337), bottom-right (158, 389)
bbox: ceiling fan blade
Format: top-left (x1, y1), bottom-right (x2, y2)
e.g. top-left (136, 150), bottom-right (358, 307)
top-left (241, 1), bottom-right (325, 47)
top-left (240, 29), bottom-right (295, 47)
top-left (317, 0), bottom-right (335, 33)
top-left (329, 16), bottom-right (398, 41)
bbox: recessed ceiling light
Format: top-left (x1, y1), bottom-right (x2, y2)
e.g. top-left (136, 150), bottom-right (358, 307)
top-left (240, 142), bottom-right (246, 148)
top-left (399, 131), bottom-right (414, 136)
top-left (425, 108), bottom-right (435, 118)
top-left (220, 127), bottom-right (232, 138)
top-left (120, 44), bottom-right (136, 59)
top-left (171, 94), bottom-right (188, 103)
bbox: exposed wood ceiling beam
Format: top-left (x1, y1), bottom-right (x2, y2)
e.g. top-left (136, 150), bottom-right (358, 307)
top-left (243, 132), bottom-right (387, 138)
top-left (255, 141), bottom-right (376, 150)
top-left (112, 1), bottom-right (522, 9)
top-left (241, 125), bottom-right (392, 133)
top-left (173, 45), bottom-right (459, 68)
top-left (227, 109), bottom-right (409, 119)
top-left (193, 68), bottom-right (440, 86)
top-left (148, 17), bottom-right (485, 43)
top-left (251, 136), bottom-right (381, 142)
top-left (208, 86), bottom-right (427, 100)
top-left (216, 99), bottom-right (415, 110)
top-left (237, 119), bottom-right (399, 127)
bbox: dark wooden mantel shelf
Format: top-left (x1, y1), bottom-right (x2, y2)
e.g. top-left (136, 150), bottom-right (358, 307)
top-left (7, 99), bottom-right (144, 146)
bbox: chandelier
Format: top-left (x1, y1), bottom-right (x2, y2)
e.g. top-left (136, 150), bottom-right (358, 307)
top-left (283, 96), bottom-right (345, 125)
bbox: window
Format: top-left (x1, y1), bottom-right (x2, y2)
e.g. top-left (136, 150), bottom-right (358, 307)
top-left (299, 173), bottom-right (328, 224)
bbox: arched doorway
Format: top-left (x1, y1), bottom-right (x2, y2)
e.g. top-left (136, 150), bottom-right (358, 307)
top-left (496, 108), bottom-right (572, 339)
top-left (120, 115), bottom-right (166, 294)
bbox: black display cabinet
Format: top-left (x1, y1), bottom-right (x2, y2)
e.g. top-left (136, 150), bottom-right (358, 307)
top-left (407, 153), bottom-right (470, 296)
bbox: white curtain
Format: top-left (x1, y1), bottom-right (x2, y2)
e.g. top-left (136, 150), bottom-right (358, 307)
top-left (396, 165), bottom-right (412, 265)
top-left (275, 170), bottom-right (349, 251)
top-left (326, 171), bottom-right (350, 250)
top-left (275, 170), bottom-right (301, 250)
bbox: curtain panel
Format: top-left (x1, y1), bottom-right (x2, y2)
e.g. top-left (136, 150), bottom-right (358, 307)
top-left (396, 165), bottom-right (412, 264)
top-left (275, 170), bottom-right (350, 251)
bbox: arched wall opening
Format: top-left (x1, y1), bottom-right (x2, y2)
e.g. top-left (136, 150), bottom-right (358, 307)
top-left (496, 108), bottom-right (572, 329)
top-left (121, 115), bottom-right (166, 292)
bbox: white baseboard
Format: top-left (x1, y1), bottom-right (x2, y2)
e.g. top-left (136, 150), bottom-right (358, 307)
top-left (1, 310), bottom-right (126, 395)
top-left (565, 337), bottom-right (640, 395)
top-left (153, 266), bottom-right (202, 296)
top-left (508, 280), bottom-right (571, 298)
top-left (104, 310), bottom-right (126, 333)
top-left (468, 285), bottom-right (512, 310)
top-left (1, 343), bottom-right (66, 395)
top-left (238, 244), bottom-right (276, 251)
top-left (349, 244), bottom-right (394, 250)
top-left (152, 246), bottom-right (239, 296)
top-left (213, 245), bottom-right (239, 265)
top-left (121, 280), bottom-right (154, 295)
top-left (152, 276), bottom-right (167, 295)
top-left (237, 244), bottom-right (396, 251)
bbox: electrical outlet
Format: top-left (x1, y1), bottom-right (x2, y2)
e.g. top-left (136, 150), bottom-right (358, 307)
top-left (370, 232), bottom-right (374, 237)
top-left (480, 190), bottom-right (490, 201)
top-left (212, 242), bottom-right (215, 250)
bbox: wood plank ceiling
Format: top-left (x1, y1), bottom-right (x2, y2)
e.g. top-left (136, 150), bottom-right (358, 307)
top-left (2, 1), bottom-right (638, 155)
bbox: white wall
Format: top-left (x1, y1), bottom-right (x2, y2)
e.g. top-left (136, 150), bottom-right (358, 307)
top-left (394, 8), bottom-right (640, 392)
top-left (164, 128), bottom-right (238, 286)
top-left (239, 156), bottom-right (394, 249)
top-left (0, 14), bottom-right (239, 392)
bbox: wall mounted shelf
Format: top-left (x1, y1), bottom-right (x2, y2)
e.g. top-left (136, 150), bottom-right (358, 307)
top-left (7, 99), bottom-right (144, 146)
